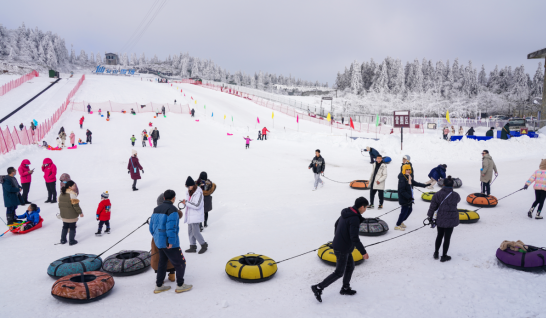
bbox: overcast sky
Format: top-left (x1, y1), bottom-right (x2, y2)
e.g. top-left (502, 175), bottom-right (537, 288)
top-left (1, 0), bottom-right (545, 85)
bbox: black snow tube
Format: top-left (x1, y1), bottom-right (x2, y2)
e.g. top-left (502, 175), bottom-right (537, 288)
top-left (101, 250), bottom-right (151, 276)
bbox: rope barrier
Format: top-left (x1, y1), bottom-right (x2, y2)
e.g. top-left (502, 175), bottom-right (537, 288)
top-left (474, 188), bottom-right (523, 212)
top-left (321, 174), bottom-right (352, 184)
top-left (93, 218), bottom-right (150, 260)
top-left (271, 249), bottom-right (319, 265)
top-left (374, 206), bottom-right (401, 218)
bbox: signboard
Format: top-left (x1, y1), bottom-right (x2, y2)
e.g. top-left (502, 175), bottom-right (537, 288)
top-left (521, 128), bottom-right (528, 135)
top-left (393, 110), bottom-right (410, 128)
top-left (322, 97), bottom-right (333, 100)
top-left (94, 65), bottom-right (135, 75)
top-left (427, 123), bottom-right (437, 129)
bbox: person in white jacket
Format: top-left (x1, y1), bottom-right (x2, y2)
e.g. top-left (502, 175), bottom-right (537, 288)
top-left (182, 176), bottom-right (207, 254)
top-left (368, 156), bottom-right (387, 209)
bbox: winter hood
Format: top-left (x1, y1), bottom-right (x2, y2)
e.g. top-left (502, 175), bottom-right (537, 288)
top-left (340, 207), bottom-right (362, 221)
top-left (43, 158), bottom-right (53, 165)
top-left (0, 175), bottom-right (7, 184)
top-left (21, 159), bottom-right (30, 166)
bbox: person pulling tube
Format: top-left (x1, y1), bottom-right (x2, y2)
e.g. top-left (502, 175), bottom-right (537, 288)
top-left (311, 197), bottom-right (370, 303)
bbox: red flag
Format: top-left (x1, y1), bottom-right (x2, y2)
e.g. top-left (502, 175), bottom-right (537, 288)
top-left (297, 115), bottom-right (299, 123)
top-left (350, 117), bottom-right (354, 129)
top-left (257, 117), bottom-right (260, 124)
top-left (191, 96), bottom-right (193, 100)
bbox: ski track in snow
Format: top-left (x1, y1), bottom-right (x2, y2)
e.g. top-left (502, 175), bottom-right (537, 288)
top-left (0, 73), bottom-right (544, 318)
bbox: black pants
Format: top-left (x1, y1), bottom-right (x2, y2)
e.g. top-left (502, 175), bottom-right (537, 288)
top-left (318, 251), bottom-right (355, 289)
top-left (370, 189), bottom-right (384, 205)
top-left (142, 140), bottom-right (146, 147)
top-left (156, 247), bottom-right (186, 287)
top-left (162, 110), bottom-right (165, 116)
top-left (132, 179), bottom-right (138, 189)
top-left (435, 227), bottom-right (454, 256)
top-left (245, 144), bottom-right (249, 149)
top-left (21, 182), bottom-right (30, 203)
top-left (263, 134), bottom-right (267, 140)
top-left (258, 135), bottom-right (262, 140)
top-left (532, 190), bottom-right (546, 211)
top-left (131, 142), bottom-right (135, 146)
top-left (481, 181), bottom-right (491, 195)
top-left (87, 136), bottom-right (92, 144)
top-left (98, 220), bottom-right (110, 230)
top-left (153, 139), bottom-right (157, 147)
top-left (61, 222), bottom-right (77, 243)
top-left (200, 211), bottom-right (209, 229)
top-left (6, 206), bottom-right (17, 225)
top-left (46, 181), bottom-right (57, 202)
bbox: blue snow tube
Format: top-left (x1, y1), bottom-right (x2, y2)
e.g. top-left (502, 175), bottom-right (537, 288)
top-left (33, 119), bottom-right (38, 126)
top-left (47, 254), bottom-right (102, 279)
top-left (383, 156), bottom-right (392, 164)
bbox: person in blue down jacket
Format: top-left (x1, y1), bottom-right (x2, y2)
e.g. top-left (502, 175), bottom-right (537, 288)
top-left (17, 203), bottom-right (40, 231)
top-left (426, 164), bottom-right (447, 189)
top-left (149, 189), bottom-right (193, 295)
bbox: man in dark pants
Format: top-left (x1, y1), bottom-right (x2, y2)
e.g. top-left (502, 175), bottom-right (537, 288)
top-left (86, 129), bottom-right (92, 144)
top-left (161, 105), bottom-right (166, 116)
top-left (149, 190), bottom-right (193, 294)
top-left (1, 167), bottom-right (22, 225)
top-left (151, 127), bottom-right (160, 148)
top-left (311, 197), bottom-right (370, 302)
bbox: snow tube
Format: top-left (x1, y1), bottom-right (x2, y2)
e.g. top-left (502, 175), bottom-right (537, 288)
top-left (350, 180), bottom-right (370, 190)
top-left (106, 118), bottom-right (110, 121)
top-left (47, 146), bottom-right (62, 151)
top-left (383, 156), bottom-right (392, 164)
top-left (421, 191), bottom-right (436, 202)
top-left (47, 254), bottom-right (103, 279)
top-left (227, 133), bottom-right (233, 136)
top-left (466, 193), bottom-right (498, 207)
top-left (384, 189), bottom-right (398, 201)
top-left (195, 120), bottom-right (199, 122)
top-left (458, 209), bottom-right (480, 224)
top-left (438, 178), bottom-right (463, 188)
top-left (317, 242), bottom-right (364, 266)
top-left (78, 142), bottom-right (87, 145)
top-left (67, 146), bottom-right (77, 149)
top-left (102, 250), bottom-right (151, 276)
top-left (101, 115), bottom-right (104, 117)
top-left (225, 253), bottom-right (277, 283)
top-left (51, 271), bottom-right (114, 303)
top-left (10, 217), bottom-right (43, 234)
top-left (496, 246), bottom-right (546, 271)
top-left (90, 111), bottom-right (93, 114)
top-left (359, 218), bottom-right (389, 236)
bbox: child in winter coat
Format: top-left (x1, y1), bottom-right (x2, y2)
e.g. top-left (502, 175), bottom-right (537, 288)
top-left (258, 131), bottom-right (262, 140)
top-left (95, 191), bottom-right (111, 235)
top-left (16, 203), bottom-right (40, 231)
top-left (244, 136), bottom-right (252, 149)
top-left (107, 111), bottom-right (110, 119)
top-left (130, 135), bottom-right (136, 146)
top-left (141, 130), bottom-right (148, 147)
top-left (59, 131), bottom-right (67, 147)
top-left (69, 132), bottom-right (76, 147)
top-left (524, 159), bottom-right (546, 219)
top-left (79, 116), bottom-right (84, 129)
top-left (98, 108), bottom-right (102, 116)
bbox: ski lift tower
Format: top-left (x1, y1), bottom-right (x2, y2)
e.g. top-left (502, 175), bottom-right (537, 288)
top-left (527, 48), bottom-right (546, 126)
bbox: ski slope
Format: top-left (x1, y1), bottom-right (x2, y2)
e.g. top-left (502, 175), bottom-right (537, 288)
top-left (0, 74), bottom-right (545, 318)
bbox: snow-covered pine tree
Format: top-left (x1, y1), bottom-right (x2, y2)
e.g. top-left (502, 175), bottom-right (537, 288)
top-left (191, 58), bottom-right (199, 78)
top-left (371, 60), bottom-right (389, 94)
top-left (70, 44), bottom-right (75, 63)
top-left (390, 59), bottom-right (406, 95)
top-left (478, 65), bottom-right (487, 87)
top-left (531, 62), bottom-right (544, 98)
top-left (257, 71), bottom-right (264, 90)
top-left (45, 39), bottom-right (58, 69)
top-left (412, 59), bottom-right (423, 93)
top-left (349, 60), bottom-right (363, 94)
top-left (452, 58), bottom-right (460, 83)
top-left (509, 65), bottom-right (530, 113)
top-left (139, 53), bottom-right (146, 65)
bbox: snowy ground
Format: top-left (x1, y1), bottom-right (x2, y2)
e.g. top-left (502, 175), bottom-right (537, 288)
top-left (0, 75), bottom-right (545, 318)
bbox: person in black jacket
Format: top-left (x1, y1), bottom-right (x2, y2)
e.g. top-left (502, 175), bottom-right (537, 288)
top-left (19, 123), bottom-right (24, 131)
top-left (151, 127), bottom-right (160, 148)
top-left (311, 197), bottom-right (369, 303)
top-left (395, 164), bottom-right (427, 231)
top-left (465, 127), bottom-right (475, 136)
top-left (191, 109), bottom-right (195, 117)
top-left (86, 129), bottom-right (92, 144)
top-left (308, 149), bottom-right (325, 190)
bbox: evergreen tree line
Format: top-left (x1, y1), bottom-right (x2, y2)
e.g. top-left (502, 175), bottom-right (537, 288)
top-left (0, 23), bottom-right (327, 91)
top-left (334, 57), bottom-right (544, 117)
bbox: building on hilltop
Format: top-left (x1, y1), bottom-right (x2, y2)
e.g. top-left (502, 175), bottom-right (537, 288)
top-left (105, 53), bottom-right (119, 65)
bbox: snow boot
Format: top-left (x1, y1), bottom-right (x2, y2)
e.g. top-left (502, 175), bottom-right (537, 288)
top-left (367, 205), bottom-right (374, 209)
top-left (154, 285), bottom-right (171, 294)
top-left (175, 284), bottom-right (193, 293)
top-left (69, 240), bottom-right (78, 246)
top-left (133, 187), bottom-right (139, 191)
top-left (60, 227), bottom-right (68, 244)
top-left (311, 285), bottom-right (323, 303)
top-left (185, 245), bottom-right (197, 253)
top-left (433, 252), bottom-right (439, 260)
top-left (340, 287), bottom-right (357, 296)
top-left (168, 273), bottom-right (175, 282)
top-left (95, 230), bottom-right (102, 236)
top-left (105, 228), bottom-right (111, 234)
top-left (536, 211), bottom-right (543, 219)
top-left (528, 207), bottom-right (534, 218)
top-left (378, 205), bottom-right (383, 210)
top-left (198, 243), bottom-right (208, 254)
top-left (440, 255), bottom-right (452, 262)
top-left (69, 226), bottom-right (77, 245)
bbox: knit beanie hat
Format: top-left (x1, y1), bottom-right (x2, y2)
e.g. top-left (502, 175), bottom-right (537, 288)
top-left (185, 176), bottom-right (195, 187)
top-left (403, 155), bottom-right (411, 161)
top-left (101, 191), bottom-right (109, 198)
top-left (199, 171), bottom-right (208, 180)
top-left (402, 164), bottom-right (412, 174)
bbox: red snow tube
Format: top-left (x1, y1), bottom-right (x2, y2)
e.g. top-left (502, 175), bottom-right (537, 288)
top-left (11, 217), bottom-right (43, 234)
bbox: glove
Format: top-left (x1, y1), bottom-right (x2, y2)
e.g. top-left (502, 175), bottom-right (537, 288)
top-left (524, 184), bottom-right (529, 190)
top-left (128, 170), bottom-right (130, 174)
top-left (141, 170), bottom-right (144, 173)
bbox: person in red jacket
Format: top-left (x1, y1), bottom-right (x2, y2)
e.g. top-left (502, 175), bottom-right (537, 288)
top-left (42, 158), bottom-right (57, 203)
top-left (262, 127), bottom-right (270, 140)
top-left (18, 159), bottom-right (34, 204)
top-left (95, 191), bottom-right (111, 236)
top-left (79, 116), bottom-right (84, 129)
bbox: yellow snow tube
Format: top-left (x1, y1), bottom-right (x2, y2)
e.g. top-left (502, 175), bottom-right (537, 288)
top-left (317, 242), bottom-right (364, 266)
top-left (225, 253), bottom-right (277, 283)
top-left (458, 209), bottom-right (480, 224)
top-left (421, 191), bottom-right (436, 202)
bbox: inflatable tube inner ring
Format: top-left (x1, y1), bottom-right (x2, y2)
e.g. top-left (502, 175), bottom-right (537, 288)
top-left (116, 252), bottom-right (139, 260)
top-left (69, 274), bottom-right (96, 283)
top-left (62, 256), bottom-right (89, 263)
top-left (238, 256), bottom-right (265, 266)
